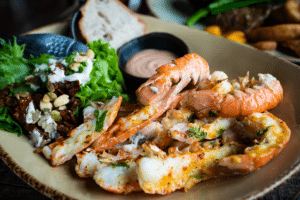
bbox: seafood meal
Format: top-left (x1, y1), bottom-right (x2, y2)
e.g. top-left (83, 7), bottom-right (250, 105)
top-left (0, 39), bottom-right (291, 195)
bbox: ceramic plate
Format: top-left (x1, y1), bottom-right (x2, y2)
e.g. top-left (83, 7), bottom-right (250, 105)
top-left (1, 15), bottom-right (300, 200)
top-left (146, 0), bottom-right (300, 63)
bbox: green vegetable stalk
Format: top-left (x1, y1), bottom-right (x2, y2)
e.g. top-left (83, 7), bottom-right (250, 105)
top-left (186, 0), bottom-right (288, 27)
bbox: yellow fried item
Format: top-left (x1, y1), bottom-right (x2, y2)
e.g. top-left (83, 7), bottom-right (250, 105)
top-left (225, 31), bottom-right (247, 44)
top-left (205, 25), bottom-right (222, 36)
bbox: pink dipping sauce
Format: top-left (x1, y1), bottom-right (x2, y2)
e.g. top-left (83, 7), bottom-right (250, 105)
top-left (125, 49), bottom-right (178, 78)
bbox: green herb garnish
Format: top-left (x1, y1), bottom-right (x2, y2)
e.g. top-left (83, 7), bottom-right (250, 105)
top-left (209, 110), bottom-right (218, 117)
top-left (111, 162), bottom-right (130, 168)
top-left (188, 113), bottom-right (195, 120)
top-left (190, 173), bottom-right (205, 179)
top-left (258, 126), bottom-right (270, 138)
top-left (217, 128), bottom-right (225, 136)
top-left (188, 127), bottom-right (207, 140)
top-left (94, 110), bottom-right (108, 132)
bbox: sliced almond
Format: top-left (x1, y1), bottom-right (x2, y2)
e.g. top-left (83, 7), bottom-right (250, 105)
top-left (86, 49), bottom-right (95, 59)
top-left (40, 101), bottom-right (52, 113)
top-left (54, 94), bottom-right (69, 107)
top-left (42, 94), bottom-right (50, 103)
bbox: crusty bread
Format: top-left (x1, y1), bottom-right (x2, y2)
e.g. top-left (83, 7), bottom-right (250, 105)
top-left (79, 0), bottom-right (146, 49)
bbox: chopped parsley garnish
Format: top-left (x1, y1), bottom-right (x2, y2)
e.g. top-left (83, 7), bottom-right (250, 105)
top-left (258, 126), bottom-right (270, 138)
top-left (188, 113), bottom-right (195, 120)
top-left (111, 162), bottom-right (130, 168)
top-left (188, 127), bottom-right (207, 140)
top-left (217, 128), bottom-right (225, 136)
top-left (190, 173), bottom-right (205, 179)
top-left (94, 110), bottom-right (108, 132)
top-left (209, 111), bottom-right (218, 117)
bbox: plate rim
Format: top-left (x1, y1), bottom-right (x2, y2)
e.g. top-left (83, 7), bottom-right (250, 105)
top-left (1, 14), bottom-right (300, 200)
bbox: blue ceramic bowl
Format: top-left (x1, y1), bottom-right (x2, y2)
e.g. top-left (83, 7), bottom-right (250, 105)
top-left (117, 32), bottom-right (189, 89)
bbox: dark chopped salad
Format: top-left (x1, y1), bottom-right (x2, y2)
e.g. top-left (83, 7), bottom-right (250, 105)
top-left (0, 37), bottom-right (129, 147)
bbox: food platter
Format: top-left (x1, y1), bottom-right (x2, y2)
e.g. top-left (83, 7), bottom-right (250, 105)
top-left (1, 14), bottom-right (300, 200)
top-left (146, 0), bottom-right (300, 63)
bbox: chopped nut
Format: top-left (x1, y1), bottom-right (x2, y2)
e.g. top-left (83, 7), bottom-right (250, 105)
top-left (18, 91), bottom-right (29, 98)
top-left (40, 101), bottom-right (53, 113)
top-left (51, 110), bottom-right (62, 122)
top-left (86, 49), bottom-right (95, 59)
top-left (54, 94), bottom-right (69, 107)
top-left (32, 109), bottom-right (41, 124)
top-left (58, 105), bottom-right (67, 110)
top-left (42, 94), bottom-right (50, 103)
top-left (74, 55), bottom-right (89, 62)
top-left (47, 81), bottom-right (55, 92)
top-left (69, 62), bottom-right (80, 71)
top-left (24, 75), bottom-right (35, 85)
top-left (15, 94), bottom-right (20, 100)
top-left (47, 92), bottom-right (57, 101)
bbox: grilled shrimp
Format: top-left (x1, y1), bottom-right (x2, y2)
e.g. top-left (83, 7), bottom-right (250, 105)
top-left (136, 142), bottom-right (241, 194)
top-left (211, 112), bottom-right (291, 175)
top-left (90, 54), bottom-right (209, 152)
top-left (136, 53), bottom-right (210, 106)
top-left (42, 96), bottom-right (122, 167)
top-left (169, 117), bottom-right (235, 144)
top-left (75, 148), bottom-right (142, 194)
top-left (180, 72), bottom-right (283, 118)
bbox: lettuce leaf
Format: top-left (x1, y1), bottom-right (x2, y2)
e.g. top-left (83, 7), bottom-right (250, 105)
top-left (75, 39), bottom-right (129, 110)
top-left (0, 106), bottom-right (23, 136)
top-left (29, 53), bottom-right (56, 66)
top-left (0, 37), bottom-right (32, 90)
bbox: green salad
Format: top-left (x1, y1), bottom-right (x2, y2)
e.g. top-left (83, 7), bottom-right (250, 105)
top-left (0, 37), bottom-right (129, 136)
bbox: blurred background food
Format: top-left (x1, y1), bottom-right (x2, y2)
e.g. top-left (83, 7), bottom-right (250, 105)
top-left (186, 0), bottom-right (300, 57)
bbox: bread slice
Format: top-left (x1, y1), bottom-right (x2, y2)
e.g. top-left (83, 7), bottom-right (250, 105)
top-left (79, 0), bottom-right (146, 49)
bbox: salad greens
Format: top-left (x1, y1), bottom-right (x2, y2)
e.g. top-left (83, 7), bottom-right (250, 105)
top-left (0, 106), bottom-right (23, 136)
top-left (0, 37), bottom-right (129, 136)
top-left (186, 0), bottom-right (288, 27)
top-left (75, 39), bottom-right (129, 111)
top-left (0, 38), bottom-right (32, 91)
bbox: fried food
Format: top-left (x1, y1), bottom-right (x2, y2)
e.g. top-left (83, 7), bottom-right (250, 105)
top-left (246, 24), bottom-right (300, 42)
top-left (280, 39), bottom-right (300, 57)
top-left (250, 41), bottom-right (278, 50)
top-left (271, 0), bottom-right (300, 23)
top-left (42, 96), bottom-right (122, 166)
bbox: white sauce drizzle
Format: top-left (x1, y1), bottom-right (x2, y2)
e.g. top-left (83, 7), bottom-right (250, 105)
top-left (48, 59), bottom-right (93, 86)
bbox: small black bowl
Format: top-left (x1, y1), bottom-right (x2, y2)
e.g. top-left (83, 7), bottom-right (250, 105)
top-left (117, 32), bottom-right (189, 91)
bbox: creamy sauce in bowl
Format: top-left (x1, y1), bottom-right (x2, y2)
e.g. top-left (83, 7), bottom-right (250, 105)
top-left (125, 49), bottom-right (178, 78)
